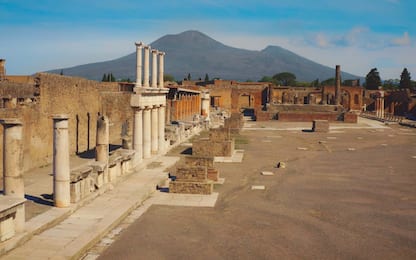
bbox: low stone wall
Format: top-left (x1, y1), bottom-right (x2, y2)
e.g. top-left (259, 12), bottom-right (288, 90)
top-left (277, 112), bottom-right (341, 122)
top-left (69, 149), bottom-right (135, 203)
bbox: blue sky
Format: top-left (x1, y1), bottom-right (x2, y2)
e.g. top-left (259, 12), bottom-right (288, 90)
top-left (0, 0), bottom-right (415, 79)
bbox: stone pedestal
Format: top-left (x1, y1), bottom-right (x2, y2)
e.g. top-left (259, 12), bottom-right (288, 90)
top-left (0, 119), bottom-right (24, 198)
top-left (52, 115), bottom-right (70, 208)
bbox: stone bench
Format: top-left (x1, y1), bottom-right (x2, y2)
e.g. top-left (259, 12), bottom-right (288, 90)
top-left (0, 196), bottom-right (25, 242)
top-left (70, 165), bottom-right (94, 203)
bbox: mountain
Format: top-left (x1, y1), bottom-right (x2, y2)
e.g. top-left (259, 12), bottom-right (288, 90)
top-left (47, 30), bottom-right (361, 82)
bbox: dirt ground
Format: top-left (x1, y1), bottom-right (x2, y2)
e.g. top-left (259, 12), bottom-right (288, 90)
top-left (98, 120), bottom-right (416, 259)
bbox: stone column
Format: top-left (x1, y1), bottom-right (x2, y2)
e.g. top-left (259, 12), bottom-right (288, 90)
top-left (380, 91), bottom-right (385, 119)
top-left (52, 115), bottom-right (70, 208)
top-left (96, 115), bottom-right (109, 164)
top-left (201, 91), bottom-right (210, 117)
top-left (135, 42), bottom-right (143, 87)
top-left (151, 105), bottom-right (159, 154)
top-left (335, 65), bottom-right (341, 105)
top-left (158, 105), bottom-right (166, 153)
top-left (143, 107), bottom-right (151, 158)
top-left (133, 108), bottom-right (143, 163)
top-left (143, 45), bottom-right (150, 88)
top-left (321, 87), bottom-right (326, 105)
top-left (1, 119), bottom-right (24, 198)
top-left (158, 52), bottom-right (165, 88)
top-left (151, 49), bottom-right (158, 88)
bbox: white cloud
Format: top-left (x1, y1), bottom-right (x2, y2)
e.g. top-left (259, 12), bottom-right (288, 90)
top-left (391, 31), bottom-right (411, 46)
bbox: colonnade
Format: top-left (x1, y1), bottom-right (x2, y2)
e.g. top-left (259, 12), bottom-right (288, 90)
top-left (173, 93), bottom-right (201, 121)
top-left (131, 42), bottom-right (169, 164)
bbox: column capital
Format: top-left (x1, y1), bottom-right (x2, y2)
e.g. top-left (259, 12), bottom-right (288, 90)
top-left (158, 51), bottom-right (165, 56)
top-left (151, 49), bottom-right (158, 54)
top-left (135, 42), bottom-right (144, 48)
top-left (144, 45), bottom-right (151, 50)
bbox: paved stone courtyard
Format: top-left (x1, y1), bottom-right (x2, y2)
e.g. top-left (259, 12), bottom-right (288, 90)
top-left (97, 118), bottom-right (416, 259)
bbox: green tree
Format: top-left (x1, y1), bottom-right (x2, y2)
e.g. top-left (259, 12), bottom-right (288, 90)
top-left (164, 74), bottom-right (175, 82)
top-left (102, 73), bottom-right (107, 82)
top-left (187, 73), bottom-right (191, 80)
top-left (399, 68), bottom-right (411, 89)
top-left (204, 73), bottom-right (209, 82)
top-left (60, 69), bottom-right (63, 75)
top-left (365, 68), bottom-right (382, 90)
top-left (272, 72), bottom-right (296, 86)
top-left (383, 79), bottom-right (398, 90)
top-left (311, 78), bottom-right (320, 87)
top-left (109, 73), bottom-right (115, 82)
top-left (321, 78), bottom-right (335, 86)
top-left (258, 76), bottom-right (274, 83)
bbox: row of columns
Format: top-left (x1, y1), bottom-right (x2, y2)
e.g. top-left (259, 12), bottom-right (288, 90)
top-left (135, 42), bottom-right (165, 88)
top-left (173, 94), bottom-right (201, 121)
top-left (133, 105), bottom-right (166, 164)
top-left (1, 116), bottom-right (71, 208)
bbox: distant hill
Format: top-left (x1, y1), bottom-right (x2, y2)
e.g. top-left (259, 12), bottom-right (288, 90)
top-left (47, 30), bottom-right (361, 82)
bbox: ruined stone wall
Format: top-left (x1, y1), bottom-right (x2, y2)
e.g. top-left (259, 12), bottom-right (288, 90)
top-left (0, 73), bottom-right (133, 173)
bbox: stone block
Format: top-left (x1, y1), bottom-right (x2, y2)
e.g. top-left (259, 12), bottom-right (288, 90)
top-left (312, 120), bottom-right (329, 132)
top-left (175, 166), bottom-right (207, 182)
top-left (169, 181), bottom-right (213, 195)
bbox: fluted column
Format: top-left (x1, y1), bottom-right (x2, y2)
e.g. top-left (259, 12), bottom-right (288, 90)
top-left (158, 105), bottom-right (166, 153)
top-left (151, 105), bottom-right (159, 154)
top-left (1, 118), bottom-right (24, 198)
top-left (151, 49), bottom-right (158, 88)
top-left (158, 52), bottom-right (165, 88)
top-left (133, 108), bottom-right (143, 163)
top-left (143, 107), bottom-right (151, 158)
top-left (143, 45), bottom-right (150, 88)
top-left (52, 115), bottom-right (70, 208)
top-left (135, 42), bottom-right (143, 87)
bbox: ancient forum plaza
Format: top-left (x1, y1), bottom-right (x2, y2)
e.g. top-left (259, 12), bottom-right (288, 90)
top-left (0, 41), bottom-right (415, 259)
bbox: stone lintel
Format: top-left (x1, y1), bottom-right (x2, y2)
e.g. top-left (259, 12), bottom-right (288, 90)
top-left (0, 118), bottom-right (22, 126)
top-left (51, 114), bottom-right (69, 120)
